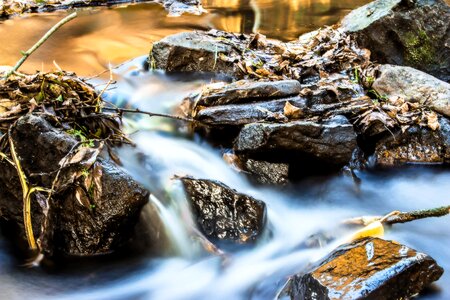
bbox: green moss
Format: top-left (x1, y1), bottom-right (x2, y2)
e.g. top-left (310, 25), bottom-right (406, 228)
top-left (403, 30), bottom-right (435, 66)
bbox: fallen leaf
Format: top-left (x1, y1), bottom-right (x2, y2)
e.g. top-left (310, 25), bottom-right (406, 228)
top-left (283, 101), bottom-right (303, 119)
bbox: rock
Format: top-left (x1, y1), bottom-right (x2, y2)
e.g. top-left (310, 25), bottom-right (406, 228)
top-left (372, 65), bottom-right (450, 117)
top-left (150, 31), bottom-right (241, 76)
top-left (244, 159), bottom-right (289, 185)
top-left (0, 115), bottom-right (149, 257)
top-left (234, 115), bottom-right (358, 166)
top-left (195, 96), bottom-right (307, 126)
top-left (372, 116), bottom-right (450, 166)
top-left (288, 237), bottom-right (444, 300)
top-left (197, 80), bottom-right (302, 107)
top-left (180, 177), bottom-right (267, 245)
top-left (341, 0), bottom-right (450, 82)
top-left (160, 0), bottom-right (204, 17)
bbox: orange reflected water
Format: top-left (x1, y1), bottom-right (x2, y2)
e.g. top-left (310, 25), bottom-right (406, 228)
top-left (0, 0), bottom-right (379, 76)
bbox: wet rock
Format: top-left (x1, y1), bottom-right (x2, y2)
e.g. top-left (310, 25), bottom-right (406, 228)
top-left (150, 31), bottom-right (241, 76)
top-left (244, 159), bottom-right (289, 185)
top-left (372, 116), bottom-right (450, 166)
top-left (197, 80), bottom-right (302, 107)
top-left (288, 237), bottom-right (444, 300)
top-left (372, 65), bottom-right (450, 117)
top-left (0, 115), bottom-right (149, 257)
top-left (341, 0), bottom-right (450, 82)
top-left (160, 0), bottom-right (204, 16)
top-left (234, 115), bottom-right (358, 166)
top-left (180, 177), bottom-right (267, 245)
top-left (195, 96), bottom-right (307, 126)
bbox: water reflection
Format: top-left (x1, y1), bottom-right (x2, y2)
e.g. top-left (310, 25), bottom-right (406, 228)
top-left (0, 0), bottom-right (372, 76)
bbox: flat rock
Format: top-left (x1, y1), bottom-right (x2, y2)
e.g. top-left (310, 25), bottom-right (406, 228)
top-left (288, 237), bottom-right (444, 300)
top-left (180, 177), bottom-right (266, 245)
top-left (0, 115), bottom-right (149, 257)
top-left (150, 31), bottom-right (240, 76)
top-left (372, 65), bottom-right (450, 117)
top-left (372, 117), bottom-right (450, 166)
top-left (234, 115), bottom-right (357, 166)
top-left (341, 0), bottom-right (450, 82)
top-left (197, 80), bottom-right (302, 107)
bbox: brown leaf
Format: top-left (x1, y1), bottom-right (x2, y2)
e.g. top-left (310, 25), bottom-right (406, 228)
top-left (283, 101), bottom-right (303, 119)
top-left (74, 186), bottom-right (91, 208)
top-left (425, 111), bottom-right (440, 131)
top-left (92, 163), bottom-right (103, 201)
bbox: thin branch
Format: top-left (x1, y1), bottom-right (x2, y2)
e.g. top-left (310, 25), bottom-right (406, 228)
top-left (345, 205), bottom-right (450, 226)
top-left (102, 107), bottom-right (197, 123)
top-left (3, 12), bottom-right (78, 80)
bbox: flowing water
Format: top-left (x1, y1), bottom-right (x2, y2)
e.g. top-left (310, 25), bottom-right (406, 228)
top-left (1, 1), bottom-right (450, 300)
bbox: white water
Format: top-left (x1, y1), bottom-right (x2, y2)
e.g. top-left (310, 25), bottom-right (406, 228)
top-left (1, 53), bottom-right (449, 300)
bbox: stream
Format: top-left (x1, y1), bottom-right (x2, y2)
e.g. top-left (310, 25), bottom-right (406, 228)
top-left (1, 1), bottom-right (450, 299)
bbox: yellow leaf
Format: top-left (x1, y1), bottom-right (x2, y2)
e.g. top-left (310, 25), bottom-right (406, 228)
top-left (349, 221), bottom-right (384, 241)
top-left (283, 101), bottom-right (303, 119)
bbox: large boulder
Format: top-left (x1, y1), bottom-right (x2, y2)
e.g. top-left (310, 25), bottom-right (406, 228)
top-left (372, 65), bottom-right (450, 117)
top-left (341, 0), bottom-right (450, 82)
top-left (180, 177), bottom-right (267, 245)
top-left (287, 237), bottom-right (444, 300)
top-left (0, 115), bottom-right (149, 257)
top-left (150, 31), bottom-right (241, 77)
top-left (234, 115), bottom-right (358, 166)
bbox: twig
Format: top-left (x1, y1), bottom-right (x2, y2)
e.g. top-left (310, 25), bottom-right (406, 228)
top-left (3, 12), bottom-right (78, 80)
top-left (95, 63), bottom-right (113, 113)
top-left (345, 205), bottom-right (450, 226)
top-left (102, 107), bottom-right (197, 123)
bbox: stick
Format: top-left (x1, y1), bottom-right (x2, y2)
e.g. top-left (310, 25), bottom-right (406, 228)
top-left (345, 205), bottom-right (450, 226)
top-left (102, 107), bottom-right (197, 123)
top-left (3, 12), bottom-right (78, 80)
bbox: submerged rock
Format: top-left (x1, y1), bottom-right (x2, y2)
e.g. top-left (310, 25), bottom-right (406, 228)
top-left (180, 177), bottom-right (267, 245)
top-left (235, 115), bottom-right (357, 166)
top-left (372, 65), bottom-right (450, 117)
top-left (372, 117), bottom-right (450, 166)
top-left (244, 159), bottom-right (289, 185)
top-left (0, 115), bottom-right (149, 257)
top-left (341, 0), bottom-right (450, 82)
top-left (160, 0), bottom-right (204, 17)
top-left (287, 237), bottom-right (444, 300)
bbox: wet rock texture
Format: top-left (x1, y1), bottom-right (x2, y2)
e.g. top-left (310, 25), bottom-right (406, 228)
top-left (341, 0), bottom-right (450, 82)
top-left (244, 159), bottom-right (289, 185)
top-left (372, 65), bottom-right (450, 117)
top-left (0, 115), bottom-right (149, 257)
top-left (289, 237), bottom-right (444, 300)
top-left (235, 115), bottom-right (357, 166)
top-left (373, 117), bottom-right (450, 166)
top-left (180, 177), bottom-right (267, 244)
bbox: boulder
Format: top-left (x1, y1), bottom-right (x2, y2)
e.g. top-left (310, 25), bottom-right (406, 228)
top-left (150, 31), bottom-right (241, 76)
top-left (180, 177), bottom-right (267, 245)
top-left (287, 237), bottom-right (444, 300)
top-left (372, 116), bottom-right (450, 166)
top-left (341, 0), bottom-right (450, 82)
top-left (0, 115), bottom-right (149, 257)
top-left (160, 0), bottom-right (204, 17)
top-left (372, 65), bottom-right (450, 117)
top-left (234, 115), bottom-right (358, 166)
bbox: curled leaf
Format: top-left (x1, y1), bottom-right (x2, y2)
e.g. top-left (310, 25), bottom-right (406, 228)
top-left (283, 101), bottom-right (303, 119)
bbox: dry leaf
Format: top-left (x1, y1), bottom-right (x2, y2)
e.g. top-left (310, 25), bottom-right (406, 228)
top-left (283, 101), bottom-right (303, 119)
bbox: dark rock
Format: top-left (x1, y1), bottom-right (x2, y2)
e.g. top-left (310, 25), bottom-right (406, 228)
top-left (244, 159), bottom-right (289, 185)
top-left (197, 80), bottom-right (302, 107)
top-left (195, 96), bottom-right (307, 126)
top-left (341, 0), bottom-right (450, 82)
top-left (0, 115), bottom-right (149, 257)
top-left (288, 237), bottom-right (444, 300)
top-left (234, 115), bottom-right (358, 166)
top-left (372, 65), bottom-right (450, 117)
top-left (180, 177), bottom-right (267, 245)
top-left (372, 116), bottom-right (450, 166)
top-left (150, 31), bottom-right (241, 76)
